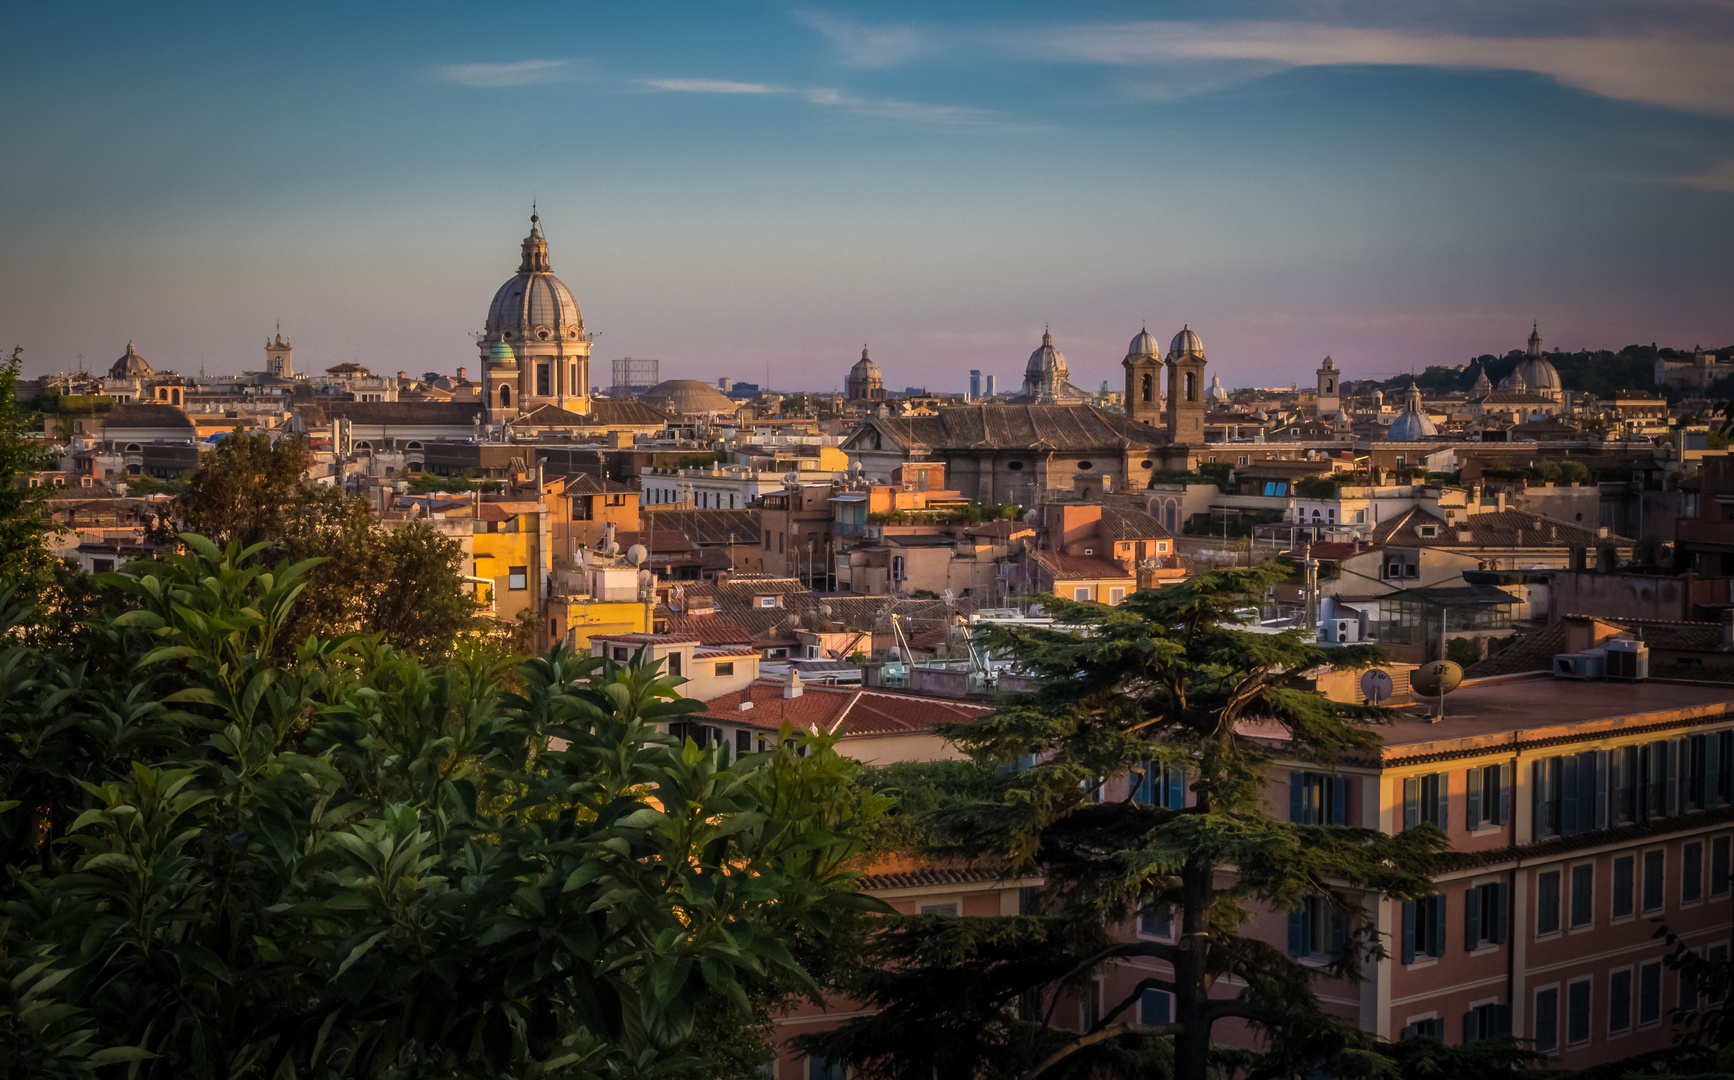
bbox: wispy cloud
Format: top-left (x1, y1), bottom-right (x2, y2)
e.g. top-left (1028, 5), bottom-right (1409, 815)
top-left (998, 21), bottom-right (1734, 117)
top-left (644, 78), bottom-right (779, 94)
top-left (638, 74), bottom-right (1018, 129)
top-left (794, 11), bottom-right (939, 69)
top-left (1679, 159), bottom-right (1734, 192)
top-left (438, 59), bottom-right (579, 88)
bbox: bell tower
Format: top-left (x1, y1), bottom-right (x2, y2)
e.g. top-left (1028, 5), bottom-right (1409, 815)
top-left (265, 325), bottom-right (294, 378)
top-left (1315, 355), bottom-right (1339, 419)
top-left (1164, 325), bottom-right (1208, 443)
top-left (1122, 326), bottom-right (1163, 427)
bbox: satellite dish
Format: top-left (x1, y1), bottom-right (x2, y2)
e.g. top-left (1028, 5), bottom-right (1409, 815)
top-left (626, 544), bottom-right (648, 566)
top-left (1360, 669), bottom-right (1395, 704)
top-left (1411, 661), bottom-right (1463, 698)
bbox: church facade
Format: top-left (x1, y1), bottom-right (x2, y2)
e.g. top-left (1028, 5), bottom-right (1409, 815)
top-left (481, 212), bottom-right (592, 422)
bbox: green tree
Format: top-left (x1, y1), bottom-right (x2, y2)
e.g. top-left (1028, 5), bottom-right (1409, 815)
top-left (810, 570), bottom-right (1519, 1080)
top-left (164, 432), bottom-right (477, 657)
top-left (0, 536), bottom-right (886, 1079)
top-left (0, 347), bottom-right (58, 605)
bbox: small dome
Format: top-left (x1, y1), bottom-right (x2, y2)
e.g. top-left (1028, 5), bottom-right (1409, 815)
top-left (1206, 375), bottom-right (1229, 402)
top-left (109, 341), bottom-right (153, 379)
top-left (1128, 327), bottom-right (1158, 358)
top-left (1026, 330), bottom-right (1067, 377)
top-left (1515, 355), bottom-right (1561, 392)
top-left (1169, 325), bottom-right (1203, 357)
top-left (644, 379), bottom-right (737, 417)
top-left (1387, 411), bottom-right (1438, 441)
top-left (487, 341), bottom-right (518, 367)
top-left (850, 347), bottom-right (881, 381)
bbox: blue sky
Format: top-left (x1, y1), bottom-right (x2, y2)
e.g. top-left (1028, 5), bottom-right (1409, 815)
top-left (3, 1), bottom-right (1732, 394)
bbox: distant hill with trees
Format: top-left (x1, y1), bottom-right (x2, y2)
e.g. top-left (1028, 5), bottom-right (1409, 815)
top-left (1358, 343), bottom-right (1731, 401)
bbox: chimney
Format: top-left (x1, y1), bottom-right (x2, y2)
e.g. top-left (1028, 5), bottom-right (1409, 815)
top-left (457, 366), bottom-right (468, 381)
top-left (1495, 491), bottom-right (1506, 513)
top-left (784, 669), bottom-right (803, 699)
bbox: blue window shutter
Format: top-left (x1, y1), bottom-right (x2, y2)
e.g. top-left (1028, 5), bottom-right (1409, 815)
top-left (1331, 776), bottom-right (1347, 825)
top-left (1495, 1003), bottom-right (1512, 1037)
top-left (1464, 885), bottom-right (1480, 950)
top-left (1490, 883), bottom-right (1507, 944)
top-left (1401, 900), bottom-right (1417, 964)
top-left (1578, 752), bottom-right (1598, 831)
top-left (1532, 760), bottom-right (1546, 836)
top-left (1288, 908), bottom-right (1305, 956)
top-left (1708, 737), bottom-right (1722, 809)
top-left (1497, 763), bottom-right (1511, 825)
top-left (1466, 768), bottom-right (1481, 830)
top-left (1166, 766), bottom-right (1184, 809)
top-left (1464, 1010), bottom-right (1479, 1044)
top-left (1561, 755), bottom-right (1579, 835)
top-left (1434, 771), bottom-right (1449, 831)
top-left (1595, 751), bottom-right (1609, 829)
top-left (1666, 740), bottom-right (1680, 816)
top-left (1640, 744), bottom-right (1652, 820)
top-left (1329, 908), bottom-right (1346, 956)
top-left (1399, 1023), bottom-right (1417, 1041)
top-left (1290, 771), bottom-right (1305, 824)
top-left (1404, 777), bottom-right (1420, 830)
top-left (1431, 894), bottom-right (1448, 957)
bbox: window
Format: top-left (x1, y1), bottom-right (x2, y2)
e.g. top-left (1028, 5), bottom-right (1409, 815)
top-left (1534, 987), bottom-right (1559, 1053)
top-left (764, 530), bottom-right (771, 550)
top-left (612, 646), bottom-right (630, 662)
top-left (1640, 961), bottom-right (1663, 1024)
top-left (536, 364), bottom-right (551, 396)
top-left (1290, 771), bottom-right (1348, 825)
top-left (736, 730), bottom-right (752, 754)
top-left (1073, 587), bottom-right (1092, 601)
top-left (1139, 989), bottom-right (1172, 1026)
top-left (1288, 896), bottom-right (1345, 959)
top-left (1685, 841), bottom-right (1705, 903)
top-left (1571, 864), bottom-right (1594, 928)
top-left (92, 558), bottom-right (114, 573)
top-left (758, 596), bottom-right (777, 608)
top-left (1682, 961), bottom-right (1700, 1012)
top-left (1403, 772), bottom-right (1448, 830)
top-left (919, 903), bottom-right (958, 917)
top-left (1567, 979), bottom-right (1591, 1045)
top-left (1464, 883), bottom-right (1508, 949)
top-left (808, 1056), bottom-right (843, 1080)
top-left (1643, 850), bottom-right (1665, 911)
top-left (667, 652), bottom-right (682, 677)
top-left (1139, 907), bottom-right (1172, 937)
top-left (1610, 969), bottom-right (1632, 1033)
top-left (1613, 855), bottom-right (1635, 918)
top-left (1686, 732), bottom-right (1731, 810)
top-left (1467, 764), bottom-right (1511, 828)
top-left (1133, 762), bottom-right (1186, 809)
top-left (1538, 870), bottom-right (1561, 935)
top-left (1399, 1018), bottom-right (1445, 1041)
top-left (1715, 836), bottom-right (1731, 897)
top-left (715, 662), bottom-right (735, 677)
top-left (1712, 945), bottom-right (1730, 1004)
top-left (1401, 895), bottom-right (1447, 962)
top-left (1108, 587), bottom-right (1126, 604)
top-left (1533, 751), bottom-right (1608, 838)
top-left (508, 566), bottom-right (528, 590)
top-left (1464, 1002), bottom-right (1512, 1043)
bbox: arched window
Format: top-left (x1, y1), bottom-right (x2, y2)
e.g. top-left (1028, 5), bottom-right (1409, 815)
top-left (1325, 378), bottom-right (1335, 394)
top-left (1141, 373), bottom-right (1153, 402)
top-left (1185, 372), bottom-right (1197, 401)
top-left (501, 386), bottom-right (511, 408)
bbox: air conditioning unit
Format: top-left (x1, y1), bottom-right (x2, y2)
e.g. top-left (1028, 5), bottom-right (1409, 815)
top-left (1553, 650), bottom-right (1605, 680)
top-left (1319, 619), bottom-right (1362, 644)
top-left (1603, 639), bottom-right (1649, 681)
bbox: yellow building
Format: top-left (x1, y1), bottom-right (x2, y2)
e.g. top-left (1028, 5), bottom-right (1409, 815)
top-left (471, 498), bottom-right (550, 638)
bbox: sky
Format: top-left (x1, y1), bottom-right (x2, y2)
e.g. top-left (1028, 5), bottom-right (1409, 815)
top-left (3, 0), bottom-right (1733, 395)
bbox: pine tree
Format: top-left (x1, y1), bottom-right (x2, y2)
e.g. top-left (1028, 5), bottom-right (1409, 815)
top-left (812, 569), bottom-right (1522, 1080)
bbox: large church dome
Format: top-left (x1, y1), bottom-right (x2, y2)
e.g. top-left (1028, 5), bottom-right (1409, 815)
top-left (109, 341), bottom-right (154, 379)
top-left (1515, 355), bottom-right (1562, 393)
top-left (1026, 330), bottom-right (1068, 382)
top-left (484, 213), bottom-right (584, 344)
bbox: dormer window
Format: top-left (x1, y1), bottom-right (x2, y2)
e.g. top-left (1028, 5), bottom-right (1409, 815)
top-left (1418, 525), bottom-right (1439, 539)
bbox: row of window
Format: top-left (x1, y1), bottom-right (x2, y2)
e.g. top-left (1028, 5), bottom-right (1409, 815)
top-left (1539, 840), bottom-right (1731, 933)
top-left (1533, 947), bottom-right (1727, 1052)
top-left (1534, 733), bottom-right (1734, 839)
top-left (649, 488), bottom-right (738, 509)
top-left (1402, 763), bottom-right (1511, 832)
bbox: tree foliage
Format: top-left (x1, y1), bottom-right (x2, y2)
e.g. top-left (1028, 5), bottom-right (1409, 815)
top-left (160, 432), bottom-right (476, 658)
top-left (809, 569), bottom-right (1530, 1080)
top-left (0, 536), bottom-right (888, 1079)
top-left (0, 346), bottom-right (58, 606)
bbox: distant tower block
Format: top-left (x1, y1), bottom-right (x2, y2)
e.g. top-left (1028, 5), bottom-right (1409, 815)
top-left (611, 356), bottom-right (660, 398)
top-left (266, 325), bottom-right (294, 378)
